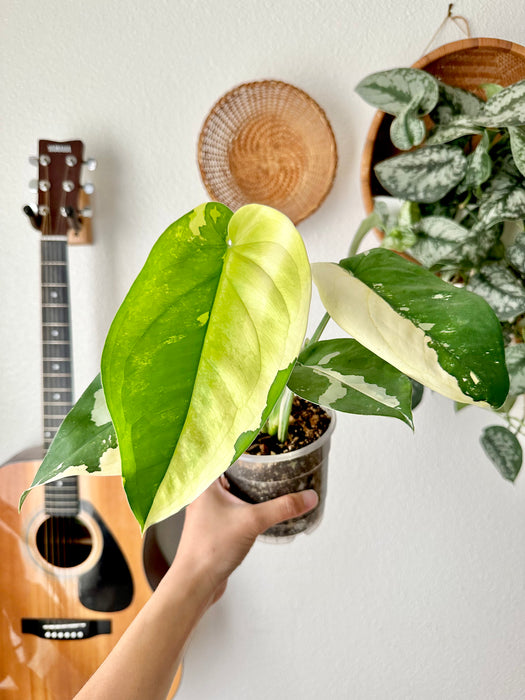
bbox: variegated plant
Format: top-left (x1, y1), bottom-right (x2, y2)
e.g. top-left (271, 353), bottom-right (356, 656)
top-left (356, 67), bottom-right (525, 482)
top-left (20, 201), bottom-right (509, 530)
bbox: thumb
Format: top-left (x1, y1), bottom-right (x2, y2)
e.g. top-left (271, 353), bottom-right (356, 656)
top-left (252, 489), bottom-right (319, 535)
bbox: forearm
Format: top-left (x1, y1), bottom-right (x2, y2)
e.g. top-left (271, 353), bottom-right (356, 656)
top-left (73, 561), bottom-right (214, 700)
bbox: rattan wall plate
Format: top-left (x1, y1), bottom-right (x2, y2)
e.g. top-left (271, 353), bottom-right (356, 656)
top-left (360, 37), bottom-right (525, 219)
top-left (198, 80), bottom-right (337, 224)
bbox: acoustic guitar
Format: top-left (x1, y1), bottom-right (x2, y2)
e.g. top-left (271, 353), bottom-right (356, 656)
top-left (0, 140), bottom-right (181, 699)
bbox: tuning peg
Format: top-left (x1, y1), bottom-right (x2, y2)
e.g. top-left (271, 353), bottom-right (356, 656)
top-left (23, 205), bottom-right (42, 231)
top-left (82, 182), bottom-right (95, 195)
top-left (64, 206), bottom-right (82, 233)
top-left (29, 156), bottom-right (39, 167)
top-left (80, 207), bottom-right (93, 218)
top-left (84, 158), bottom-right (97, 171)
top-left (29, 179), bottom-right (39, 193)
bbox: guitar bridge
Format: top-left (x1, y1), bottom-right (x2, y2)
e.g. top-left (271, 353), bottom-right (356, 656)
top-left (21, 618), bottom-right (111, 639)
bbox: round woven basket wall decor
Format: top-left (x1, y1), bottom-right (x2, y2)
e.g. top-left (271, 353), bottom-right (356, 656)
top-left (198, 80), bottom-right (337, 225)
top-left (360, 37), bottom-right (525, 221)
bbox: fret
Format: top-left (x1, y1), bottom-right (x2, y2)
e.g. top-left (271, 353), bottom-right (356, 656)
top-left (41, 261), bottom-right (67, 266)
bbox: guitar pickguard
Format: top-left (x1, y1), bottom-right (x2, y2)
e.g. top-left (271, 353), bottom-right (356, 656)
top-left (78, 501), bottom-right (134, 612)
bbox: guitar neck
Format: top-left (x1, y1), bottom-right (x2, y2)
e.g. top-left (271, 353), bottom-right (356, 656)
top-left (42, 236), bottom-right (74, 451)
top-left (41, 237), bottom-right (79, 515)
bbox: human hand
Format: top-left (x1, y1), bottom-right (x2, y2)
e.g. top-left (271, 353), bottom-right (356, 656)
top-left (163, 478), bottom-right (318, 606)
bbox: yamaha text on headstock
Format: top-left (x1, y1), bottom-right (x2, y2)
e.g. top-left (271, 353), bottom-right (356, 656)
top-left (0, 140), bottom-right (181, 699)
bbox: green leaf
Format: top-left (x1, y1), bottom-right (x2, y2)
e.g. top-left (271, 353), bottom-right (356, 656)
top-left (480, 425), bottom-right (522, 481)
top-left (481, 80), bottom-right (525, 127)
top-left (509, 126), bottom-right (525, 177)
top-left (355, 68), bottom-right (439, 115)
top-left (19, 375), bottom-right (121, 508)
top-left (425, 117), bottom-right (483, 146)
top-left (468, 262), bottom-right (525, 321)
top-left (505, 344), bottom-right (525, 396)
top-left (312, 248), bottom-right (509, 408)
top-left (410, 216), bottom-right (476, 268)
top-left (431, 82), bottom-right (484, 124)
top-left (410, 379), bottom-right (424, 409)
top-left (374, 146), bottom-right (467, 203)
top-left (288, 338), bottom-right (413, 427)
top-left (95, 203), bottom-right (311, 529)
top-left (390, 98), bottom-right (426, 150)
top-left (481, 83), bottom-right (504, 100)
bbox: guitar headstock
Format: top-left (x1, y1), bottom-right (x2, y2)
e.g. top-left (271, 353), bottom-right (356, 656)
top-left (25, 139), bottom-right (95, 244)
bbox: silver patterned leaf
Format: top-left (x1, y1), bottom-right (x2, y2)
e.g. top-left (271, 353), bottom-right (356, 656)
top-left (506, 230), bottom-right (525, 274)
top-left (410, 216), bottom-right (476, 268)
top-left (426, 117), bottom-right (483, 146)
top-left (431, 82), bottom-right (484, 124)
top-left (509, 126), bottom-right (525, 177)
top-left (505, 344), bottom-right (525, 396)
top-left (390, 99), bottom-right (426, 150)
top-left (355, 68), bottom-right (439, 115)
top-left (479, 80), bottom-right (525, 127)
top-left (468, 262), bottom-right (525, 321)
top-left (374, 145), bottom-right (467, 203)
top-left (478, 183), bottom-right (525, 228)
top-left (456, 131), bottom-right (492, 194)
top-left (480, 425), bottom-right (522, 482)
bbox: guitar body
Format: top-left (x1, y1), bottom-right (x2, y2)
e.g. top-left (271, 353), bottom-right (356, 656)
top-left (0, 457), bottom-right (182, 699)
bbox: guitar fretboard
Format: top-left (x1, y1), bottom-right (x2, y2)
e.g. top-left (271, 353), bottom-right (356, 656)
top-left (41, 237), bottom-right (78, 516)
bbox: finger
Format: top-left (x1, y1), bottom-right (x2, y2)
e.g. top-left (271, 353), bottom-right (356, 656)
top-left (251, 490), bottom-right (319, 534)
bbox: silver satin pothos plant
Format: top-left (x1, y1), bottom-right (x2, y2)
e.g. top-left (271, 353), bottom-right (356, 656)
top-left (355, 66), bottom-right (525, 482)
top-left (20, 203), bottom-right (509, 530)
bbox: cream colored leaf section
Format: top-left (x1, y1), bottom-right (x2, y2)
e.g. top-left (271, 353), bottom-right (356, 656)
top-left (312, 262), bottom-right (479, 405)
top-left (144, 204), bottom-right (311, 528)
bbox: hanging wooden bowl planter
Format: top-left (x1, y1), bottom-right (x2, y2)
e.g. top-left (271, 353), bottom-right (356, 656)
top-left (360, 37), bottom-right (525, 225)
top-left (198, 80), bottom-right (337, 225)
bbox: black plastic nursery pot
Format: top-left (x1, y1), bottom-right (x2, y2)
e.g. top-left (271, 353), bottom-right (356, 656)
top-left (226, 408), bottom-right (335, 540)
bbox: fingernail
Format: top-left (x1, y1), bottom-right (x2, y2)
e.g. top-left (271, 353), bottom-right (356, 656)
top-left (302, 489), bottom-right (318, 510)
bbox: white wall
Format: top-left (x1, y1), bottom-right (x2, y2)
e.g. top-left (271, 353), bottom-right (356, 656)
top-left (2, 1), bottom-right (525, 698)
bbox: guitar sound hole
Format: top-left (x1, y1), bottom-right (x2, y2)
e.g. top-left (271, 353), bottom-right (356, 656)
top-left (36, 516), bottom-right (93, 568)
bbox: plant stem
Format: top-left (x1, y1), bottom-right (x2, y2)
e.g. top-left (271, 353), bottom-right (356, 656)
top-left (305, 312), bottom-right (330, 349)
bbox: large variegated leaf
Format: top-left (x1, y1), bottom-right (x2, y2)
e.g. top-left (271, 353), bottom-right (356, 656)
top-left (355, 68), bottom-right (439, 115)
top-left (410, 216), bottom-right (476, 268)
top-left (101, 203), bottom-right (311, 529)
top-left (287, 338), bottom-right (413, 427)
top-left (19, 375), bottom-right (120, 508)
top-left (467, 263), bottom-right (525, 322)
top-left (505, 344), bottom-right (525, 396)
top-left (480, 80), bottom-right (525, 127)
top-left (509, 126), bottom-right (525, 177)
top-left (431, 82), bottom-right (484, 124)
top-left (374, 146), bottom-right (467, 203)
top-left (480, 425), bottom-right (522, 482)
top-left (312, 248), bottom-right (509, 407)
